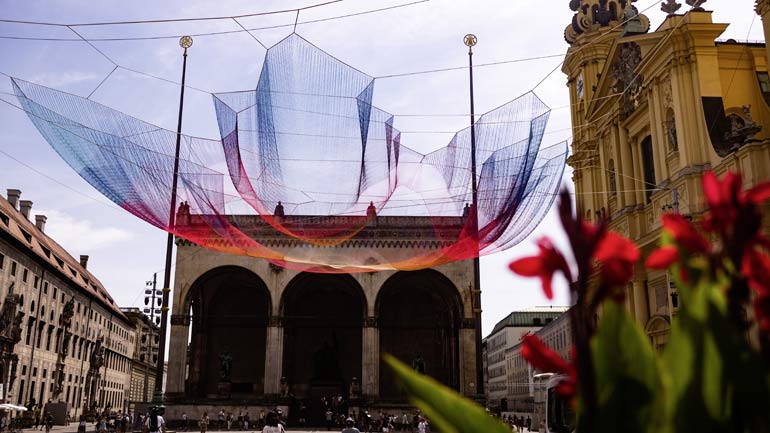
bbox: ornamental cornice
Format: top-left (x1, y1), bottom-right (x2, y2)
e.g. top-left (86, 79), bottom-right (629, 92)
top-left (756, 0), bottom-right (770, 16)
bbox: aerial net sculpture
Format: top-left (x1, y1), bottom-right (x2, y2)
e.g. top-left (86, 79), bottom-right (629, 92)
top-left (12, 33), bottom-right (568, 273)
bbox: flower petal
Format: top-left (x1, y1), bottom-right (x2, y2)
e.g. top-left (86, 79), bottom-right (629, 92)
top-left (703, 171), bottom-right (722, 209)
top-left (747, 181), bottom-right (770, 204)
top-left (646, 246), bottom-right (679, 270)
top-left (509, 257), bottom-right (543, 277)
top-left (743, 249), bottom-right (770, 296)
top-left (521, 335), bottom-right (571, 375)
top-left (594, 231), bottom-right (640, 263)
top-left (662, 213), bottom-right (710, 253)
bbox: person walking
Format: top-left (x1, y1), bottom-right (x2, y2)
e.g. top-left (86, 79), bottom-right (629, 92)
top-left (44, 413), bottom-right (53, 433)
top-left (145, 407), bottom-right (166, 433)
top-left (78, 416), bottom-right (87, 433)
top-left (181, 413), bottom-right (188, 432)
top-left (341, 417), bottom-right (360, 433)
top-left (199, 413), bottom-right (209, 433)
top-left (416, 418), bottom-right (427, 433)
top-left (260, 412), bottom-right (284, 433)
top-left (526, 416), bottom-right (532, 432)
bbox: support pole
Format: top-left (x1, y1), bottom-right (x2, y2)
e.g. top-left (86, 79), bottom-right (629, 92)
top-left (464, 33), bottom-right (485, 402)
top-left (155, 35), bottom-right (193, 402)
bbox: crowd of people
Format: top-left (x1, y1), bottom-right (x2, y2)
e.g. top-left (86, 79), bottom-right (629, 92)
top-left (498, 414), bottom-right (532, 432)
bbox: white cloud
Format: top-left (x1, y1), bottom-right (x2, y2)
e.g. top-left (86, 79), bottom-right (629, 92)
top-left (36, 209), bottom-right (133, 252)
top-left (27, 71), bottom-right (101, 88)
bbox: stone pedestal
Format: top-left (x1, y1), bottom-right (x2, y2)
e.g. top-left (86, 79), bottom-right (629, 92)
top-left (217, 381), bottom-right (231, 398)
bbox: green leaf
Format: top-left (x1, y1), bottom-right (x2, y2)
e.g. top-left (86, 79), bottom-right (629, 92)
top-left (591, 302), bottom-right (662, 433)
top-left (661, 261), bottom-right (770, 433)
top-left (383, 354), bottom-right (511, 433)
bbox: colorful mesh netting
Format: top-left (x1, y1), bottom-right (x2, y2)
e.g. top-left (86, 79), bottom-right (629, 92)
top-left (12, 33), bottom-right (567, 273)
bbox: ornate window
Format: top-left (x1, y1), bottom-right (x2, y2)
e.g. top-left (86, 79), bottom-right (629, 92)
top-left (641, 136), bottom-right (656, 202)
top-left (757, 72), bottom-right (770, 107)
top-left (608, 159), bottom-right (617, 196)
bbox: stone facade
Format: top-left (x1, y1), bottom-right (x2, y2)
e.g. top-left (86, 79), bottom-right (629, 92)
top-left (164, 214), bottom-right (479, 420)
top-left (0, 190), bottom-right (135, 418)
top-left (121, 308), bottom-right (159, 410)
top-left (563, 4), bottom-right (770, 347)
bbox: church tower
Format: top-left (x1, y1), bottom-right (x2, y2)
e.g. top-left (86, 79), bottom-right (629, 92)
top-left (563, 1), bottom-right (770, 348)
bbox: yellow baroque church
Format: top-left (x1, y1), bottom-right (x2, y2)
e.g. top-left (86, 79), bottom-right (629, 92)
top-left (563, 0), bottom-right (770, 349)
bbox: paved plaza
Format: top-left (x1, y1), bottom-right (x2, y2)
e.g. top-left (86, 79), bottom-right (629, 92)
top-left (14, 426), bottom-right (534, 433)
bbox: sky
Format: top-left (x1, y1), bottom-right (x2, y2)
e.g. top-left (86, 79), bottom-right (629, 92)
top-left (0, 0), bottom-right (764, 337)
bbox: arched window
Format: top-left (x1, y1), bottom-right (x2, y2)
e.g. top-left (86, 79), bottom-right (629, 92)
top-left (641, 136), bottom-right (656, 202)
top-left (608, 159), bottom-right (617, 196)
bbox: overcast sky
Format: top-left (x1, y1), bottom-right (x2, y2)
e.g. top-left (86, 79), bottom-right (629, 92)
top-left (0, 0), bottom-right (763, 336)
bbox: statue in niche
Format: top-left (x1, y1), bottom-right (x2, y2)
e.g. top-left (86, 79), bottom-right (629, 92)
top-left (313, 340), bottom-right (341, 380)
top-left (411, 354), bottom-right (426, 374)
top-left (219, 350), bottom-right (233, 381)
top-left (349, 377), bottom-right (360, 399)
top-left (665, 120), bottom-right (678, 152)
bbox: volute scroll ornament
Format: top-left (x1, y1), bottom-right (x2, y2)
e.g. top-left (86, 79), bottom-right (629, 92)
top-left (565, 0), bottom-right (650, 44)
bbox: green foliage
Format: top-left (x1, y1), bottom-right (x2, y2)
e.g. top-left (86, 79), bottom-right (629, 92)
top-left (383, 354), bottom-right (511, 433)
top-left (591, 302), bottom-right (662, 433)
top-left (660, 261), bottom-right (770, 433)
top-left (386, 263), bottom-right (770, 433)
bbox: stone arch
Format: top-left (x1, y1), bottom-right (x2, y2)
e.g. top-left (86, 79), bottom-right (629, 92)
top-left (279, 273), bottom-right (367, 403)
top-left (644, 315), bottom-right (670, 352)
top-left (185, 266), bottom-right (272, 399)
top-left (375, 269), bottom-right (463, 401)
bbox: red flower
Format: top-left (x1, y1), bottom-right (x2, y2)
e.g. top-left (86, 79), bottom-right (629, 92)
top-left (661, 213), bottom-right (710, 254)
top-left (510, 237), bottom-right (572, 300)
top-left (521, 335), bottom-right (577, 397)
top-left (646, 245), bottom-right (679, 270)
top-left (593, 230), bottom-right (640, 286)
top-left (702, 171), bottom-right (770, 234)
top-left (742, 249), bottom-right (770, 331)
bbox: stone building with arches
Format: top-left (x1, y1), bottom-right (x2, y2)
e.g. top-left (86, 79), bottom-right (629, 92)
top-left (563, 1), bottom-right (770, 349)
top-left (163, 214), bottom-right (479, 419)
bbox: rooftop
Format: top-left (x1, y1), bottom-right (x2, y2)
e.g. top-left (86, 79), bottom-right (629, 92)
top-left (0, 190), bottom-right (127, 322)
top-left (487, 306), bottom-right (570, 337)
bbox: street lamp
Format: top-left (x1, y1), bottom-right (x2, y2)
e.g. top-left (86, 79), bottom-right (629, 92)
top-left (143, 274), bottom-right (161, 401)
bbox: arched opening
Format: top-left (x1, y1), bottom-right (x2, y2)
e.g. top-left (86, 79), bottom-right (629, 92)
top-left (645, 315), bottom-right (671, 353)
top-left (376, 270), bottom-right (462, 401)
top-left (607, 159), bottom-right (617, 196)
top-left (185, 266), bottom-right (271, 399)
top-left (281, 273), bottom-right (365, 401)
top-left (641, 135), bottom-right (656, 202)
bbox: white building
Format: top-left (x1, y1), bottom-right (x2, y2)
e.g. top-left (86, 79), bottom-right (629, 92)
top-left (483, 306), bottom-right (569, 411)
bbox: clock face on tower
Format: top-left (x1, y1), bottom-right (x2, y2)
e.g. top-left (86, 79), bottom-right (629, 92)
top-left (577, 72), bottom-right (585, 100)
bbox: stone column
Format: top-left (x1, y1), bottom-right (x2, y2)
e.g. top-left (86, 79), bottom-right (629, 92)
top-left (264, 317), bottom-right (284, 395)
top-left (167, 314), bottom-right (191, 395)
top-left (632, 280), bottom-right (650, 327)
top-left (459, 319), bottom-right (477, 398)
top-left (361, 317), bottom-right (379, 398)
